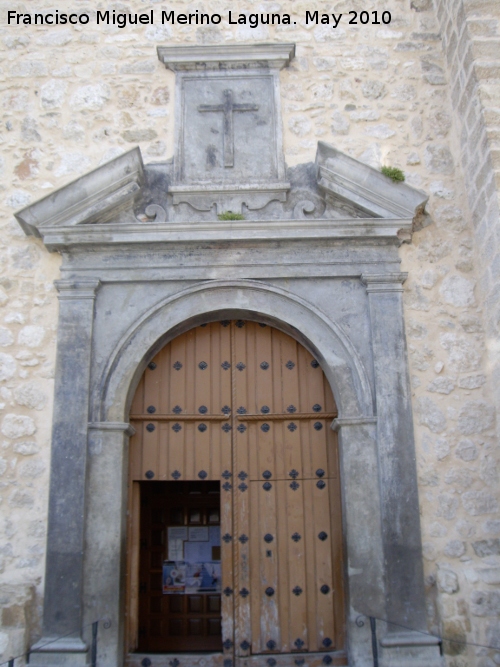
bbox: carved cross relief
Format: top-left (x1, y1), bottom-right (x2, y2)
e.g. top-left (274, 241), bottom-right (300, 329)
top-left (198, 89), bottom-right (259, 168)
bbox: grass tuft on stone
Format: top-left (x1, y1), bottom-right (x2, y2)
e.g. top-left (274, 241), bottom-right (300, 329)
top-left (218, 211), bottom-right (245, 221)
top-left (381, 166), bottom-right (405, 182)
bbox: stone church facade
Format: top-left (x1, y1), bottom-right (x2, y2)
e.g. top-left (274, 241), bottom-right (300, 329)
top-left (0, 2), bottom-right (499, 667)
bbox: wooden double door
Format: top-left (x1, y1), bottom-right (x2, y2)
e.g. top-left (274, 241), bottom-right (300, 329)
top-left (127, 320), bottom-right (346, 665)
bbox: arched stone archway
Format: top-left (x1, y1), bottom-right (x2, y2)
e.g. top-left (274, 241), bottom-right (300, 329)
top-left (94, 279), bottom-right (374, 424)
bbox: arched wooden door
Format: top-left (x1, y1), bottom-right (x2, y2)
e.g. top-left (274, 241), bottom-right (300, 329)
top-left (126, 320), bottom-right (346, 667)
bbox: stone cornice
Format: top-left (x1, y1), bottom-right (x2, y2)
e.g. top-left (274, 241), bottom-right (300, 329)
top-left (316, 142), bottom-right (428, 222)
top-left (35, 218), bottom-right (414, 252)
top-left (157, 43), bottom-right (296, 71)
top-left (55, 279), bottom-right (101, 300)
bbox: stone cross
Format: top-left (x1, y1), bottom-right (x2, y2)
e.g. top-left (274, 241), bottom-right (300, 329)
top-left (198, 89), bottom-right (259, 168)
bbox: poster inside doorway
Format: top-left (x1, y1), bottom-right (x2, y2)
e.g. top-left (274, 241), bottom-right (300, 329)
top-left (163, 525), bottom-right (221, 594)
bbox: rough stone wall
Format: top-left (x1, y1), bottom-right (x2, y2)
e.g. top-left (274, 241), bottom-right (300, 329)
top-left (0, 1), bottom-right (498, 665)
top-left (432, 0), bottom-right (500, 438)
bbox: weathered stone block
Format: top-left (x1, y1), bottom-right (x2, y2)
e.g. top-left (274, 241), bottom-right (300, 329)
top-left (424, 144), bottom-right (455, 173)
top-left (472, 540), bottom-right (500, 557)
top-left (440, 333), bottom-right (482, 373)
top-left (427, 377), bottom-right (456, 394)
top-left (437, 493), bottom-right (459, 519)
top-left (1, 414), bottom-right (36, 439)
top-left (444, 540), bottom-right (466, 558)
top-left (457, 400), bottom-right (495, 434)
top-left (415, 396), bottom-right (447, 432)
top-left (438, 568), bottom-right (460, 594)
top-left (444, 467), bottom-right (474, 490)
top-left (462, 490), bottom-right (499, 515)
top-left (455, 438), bottom-right (478, 461)
top-left (70, 84), bottom-right (110, 111)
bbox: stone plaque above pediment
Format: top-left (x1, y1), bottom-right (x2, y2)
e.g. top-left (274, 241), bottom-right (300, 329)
top-left (157, 44), bottom-right (295, 213)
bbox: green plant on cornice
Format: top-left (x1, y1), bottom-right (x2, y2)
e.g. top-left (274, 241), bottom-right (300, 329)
top-left (217, 210), bottom-right (245, 221)
top-left (381, 166), bottom-right (405, 182)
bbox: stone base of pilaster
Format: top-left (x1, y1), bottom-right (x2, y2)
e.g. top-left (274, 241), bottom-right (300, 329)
top-left (379, 632), bottom-right (444, 667)
top-left (29, 637), bottom-right (89, 667)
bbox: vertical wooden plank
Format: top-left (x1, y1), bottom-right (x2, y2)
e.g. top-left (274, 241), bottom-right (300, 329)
top-left (141, 421), bottom-right (159, 480)
top-left (143, 353), bottom-right (161, 414)
top-left (158, 422), bottom-right (169, 480)
top-left (169, 333), bottom-right (186, 479)
top-left (271, 331), bottom-right (286, 482)
top-left (207, 322), bottom-right (220, 480)
top-left (142, 352), bottom-right (161, 480)
top-left (158, 345), bottom-right (171, 415)
top-left (125, 482), bottom-right (141, 651)
top-left (219, 321), bottom-right (232, 482)
top-left (129, 427), bottom-right (142, 481)
top-left (311, 478), bottom-right (336, 650)
top-left (283, 481), bottom-right (308, 652)
top-left (329, 430), bottom-right (345, 651)
top-left (253, 477), bottom-right (280, 653)
top-left (232, 321), bottom-right (252, 657)
top-left (130, 374), bottom-right (144, 414)
top-left (280, 332), bottom-right (303, 481)
top-left (304, 346), bottom-right (330, 478)
top-left (253, 323), bottom-right (274, 481)
top-left (191, 325), bottom-right (210, 478)
top-left (275, 477), bottom-right (290, 652)
top-left (303, 475), bottom-right (319, 650)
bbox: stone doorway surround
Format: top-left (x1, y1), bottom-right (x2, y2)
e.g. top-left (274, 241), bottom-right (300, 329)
top-left (14, 43), bottom-right (443, 667)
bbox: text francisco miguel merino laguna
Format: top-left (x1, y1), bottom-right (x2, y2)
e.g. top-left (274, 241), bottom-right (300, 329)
top-left (7, 9), bottom-right (392, 29)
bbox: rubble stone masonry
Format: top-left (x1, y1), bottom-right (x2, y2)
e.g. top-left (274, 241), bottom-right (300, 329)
top-left (0, 1), bottom-right (498, 665)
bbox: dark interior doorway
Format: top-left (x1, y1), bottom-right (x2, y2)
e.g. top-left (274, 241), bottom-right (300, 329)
top-left (138, 481), bottom-right (222, 652)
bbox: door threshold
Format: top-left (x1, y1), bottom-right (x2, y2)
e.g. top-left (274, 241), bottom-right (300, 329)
top-left (126, 651), bottom-right (347, 667)
top-left (242, 651), bottom-right (348, 666)
top-left (126, 653), bottom-right (224, 667)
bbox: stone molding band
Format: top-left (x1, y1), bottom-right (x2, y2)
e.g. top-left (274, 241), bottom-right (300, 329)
top-left (88, 422), bottom-right (136, 436)
top-left (361, 272), bottom-right (408, 292)
top-left (380, 631), bottom-right (441, 648)
top-left (331, 417), bottom-right (378, 431)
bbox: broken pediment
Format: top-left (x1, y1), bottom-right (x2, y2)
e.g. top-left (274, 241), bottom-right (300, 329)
top-left (316, 141), bottom-right (428, 220)
top-left (15, 139), bottom-right (428, 251)
top-left (15, 148), bottom-right (146, 237)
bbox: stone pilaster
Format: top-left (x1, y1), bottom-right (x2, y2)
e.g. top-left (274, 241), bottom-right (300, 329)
top-left (361, 273), bottom-right (442, 665)
top-left (83, 422), bottom-right (135, 667)
top-left (331, 417), bottom-right (385, 667)
top-left (31, 279), bottom-right (101, 666)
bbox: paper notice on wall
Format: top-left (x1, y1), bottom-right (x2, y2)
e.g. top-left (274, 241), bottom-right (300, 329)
top-left (168, 538), bottom-right (184, 561)
top-left (185, 541), bottom-right (212, 562)
top-left (188, 526), bottom-right (209, 541)
top-left (168, 526), bottom-right (188, 541)
top-left (209, 526), bottom-right (220, 547)
top-left (163, 561), bottom-right (186, 593)
top-left (163, 558), bottom-right (222, 594)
